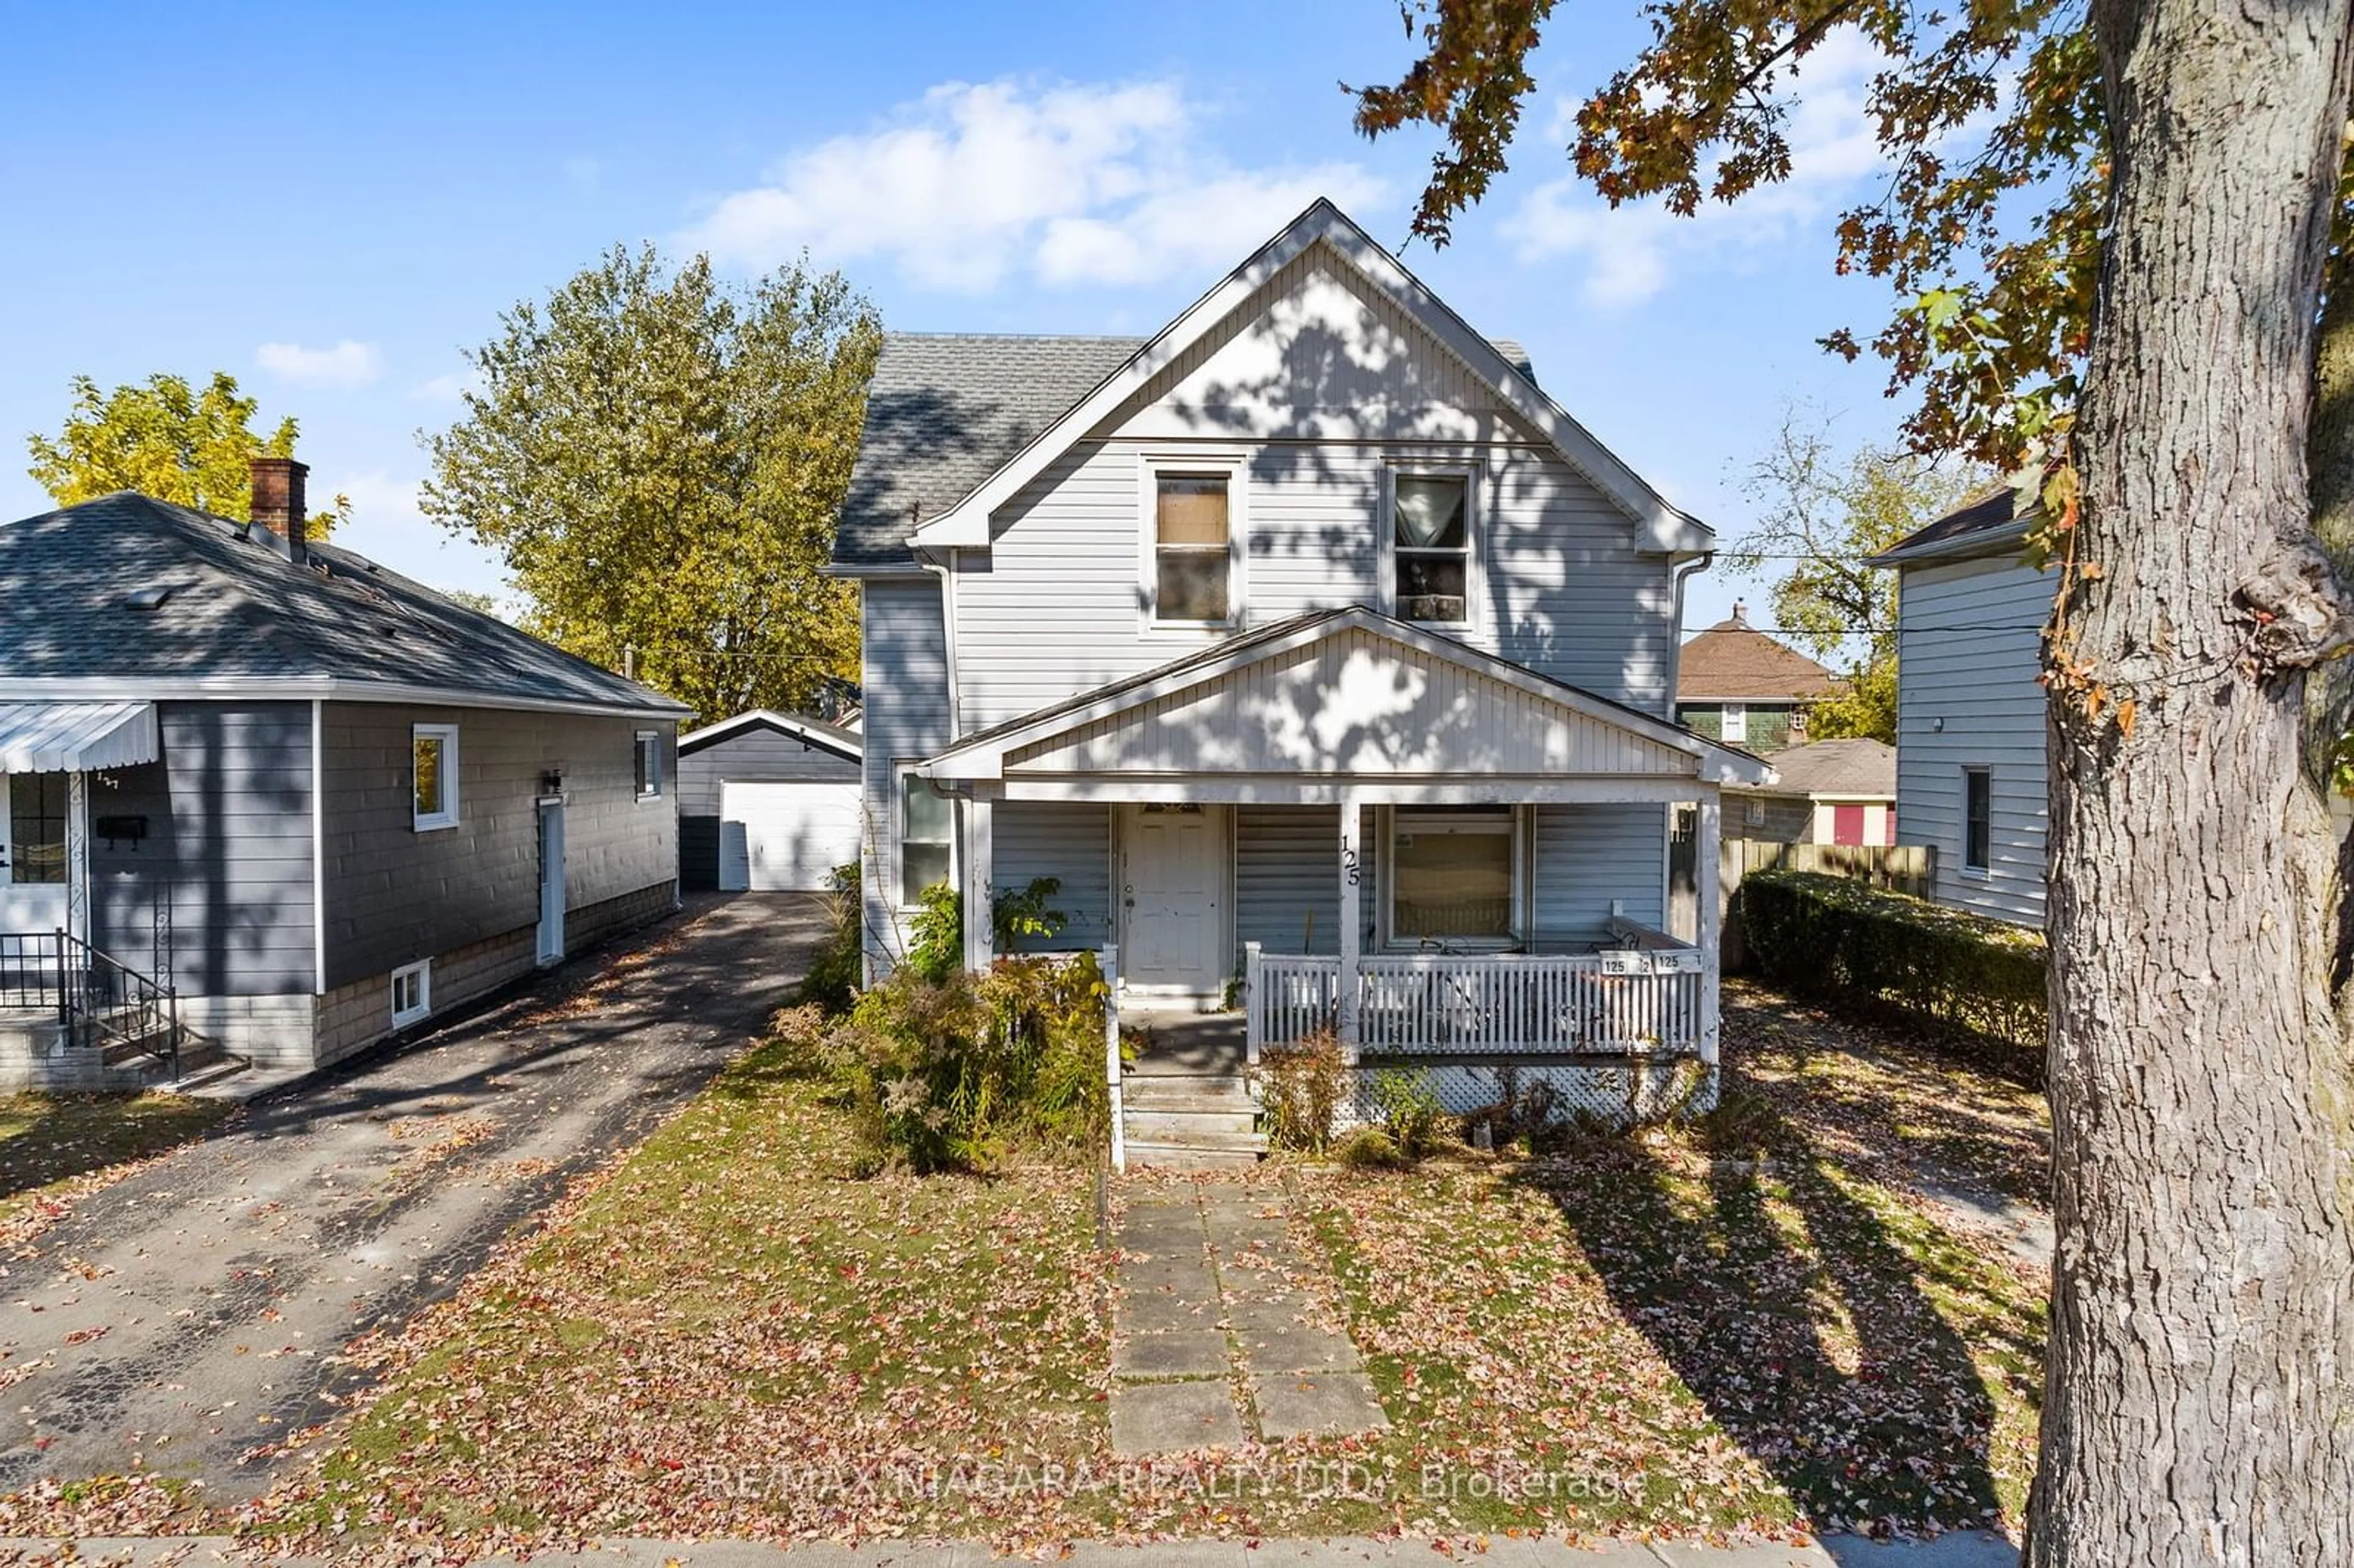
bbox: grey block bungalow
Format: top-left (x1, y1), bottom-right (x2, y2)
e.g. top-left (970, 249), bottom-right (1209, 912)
top-left (0, 460), bottom-right (685, 1087)
top-left (832, 200), bottom-right (1771, 1141)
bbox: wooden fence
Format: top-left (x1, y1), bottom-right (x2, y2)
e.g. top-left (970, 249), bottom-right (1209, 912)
top-left (1672, 835), bottom-right (1937, 964)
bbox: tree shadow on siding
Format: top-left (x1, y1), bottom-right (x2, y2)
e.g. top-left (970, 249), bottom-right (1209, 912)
top-left (1507, 1121), bottom-right (2028, 1531)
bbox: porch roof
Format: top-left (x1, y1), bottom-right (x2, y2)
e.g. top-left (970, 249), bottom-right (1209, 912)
top-left (0, 700), bottom-right (159, 773)
top-left (921, 608), bottom-right (1774, 799)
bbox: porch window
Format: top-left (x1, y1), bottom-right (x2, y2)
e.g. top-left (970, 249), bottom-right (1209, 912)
top-left (1391, 806), bottom-right (1515, 942)
top-left (1391, 473), bottom-right (1471, 625)
top-left (7, 774), bottom-right (66, 883)
top-left (1964, 767), bottom-right (1992, 872)
top-left (899, 769), bottom-right (952, 904)
top-left (1153, 474), bottom-right (1232, 623)
top-left (413, 724), bottom-right (459, 832)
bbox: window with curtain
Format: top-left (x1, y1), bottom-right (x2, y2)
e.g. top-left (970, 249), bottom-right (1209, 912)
top-left (8, 774), bottom-right (67, 884)
top-left (1392, 806), bottom-right (1514, 941)
top-left (1392, 473), bottom-right (1470, 623)
top-left (900, 770), bottom-right (952, 904)
top-left (1154, 474), bottom-right (1231, 622)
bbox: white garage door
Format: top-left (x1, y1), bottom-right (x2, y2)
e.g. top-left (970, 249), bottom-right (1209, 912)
top-left (718, 780), bottom-right (863, 892)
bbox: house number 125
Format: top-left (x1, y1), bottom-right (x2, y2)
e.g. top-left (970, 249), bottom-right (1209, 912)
top-left (1342, 845), bottom-right (1360, 886)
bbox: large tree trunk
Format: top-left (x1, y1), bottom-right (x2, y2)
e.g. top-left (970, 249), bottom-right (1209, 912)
top-left (2028, 0), bottom-right (2354, 1562)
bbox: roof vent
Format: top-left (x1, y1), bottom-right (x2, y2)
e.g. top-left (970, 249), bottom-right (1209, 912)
top-left (123, 585), bottom-right (174, 611)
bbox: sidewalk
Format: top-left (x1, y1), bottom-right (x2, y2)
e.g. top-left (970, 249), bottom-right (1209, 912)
top-left (0, 1534), bottom-right (2021, 1566)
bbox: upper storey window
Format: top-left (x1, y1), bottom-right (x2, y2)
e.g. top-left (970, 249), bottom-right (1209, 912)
top-left (1151, 471), bottom-right (1235, 625)
top-left (1392, 472), bottom-right (1472, 625)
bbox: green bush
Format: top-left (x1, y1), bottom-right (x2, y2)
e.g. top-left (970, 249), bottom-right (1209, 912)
top-left (902, 877), bottom-right (1070, 984)
top-left (1741, 869), bottom-right (2048, 1080)
top-left (1335, 1127), bottom-right (1403, 1170)
top-left (794, 861), bottom-right (863, 1013)
top-left (1257, 1029), bottom-right (1346, 1153)
top-left (1371, 1067), bottom-right (1449, 1162)
top-left (820, 949), bottom-right (1110, 1174)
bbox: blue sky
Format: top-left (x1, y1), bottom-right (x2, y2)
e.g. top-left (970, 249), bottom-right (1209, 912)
top-left (0, 0), bottom-right (1929, 637)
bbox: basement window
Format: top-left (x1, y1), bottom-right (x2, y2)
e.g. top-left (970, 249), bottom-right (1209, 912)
top-left (390, 959), bottom-right (432, 1027)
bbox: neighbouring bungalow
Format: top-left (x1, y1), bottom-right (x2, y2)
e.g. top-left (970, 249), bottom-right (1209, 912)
top-left (1726, 737), bottom-right (1897, 847)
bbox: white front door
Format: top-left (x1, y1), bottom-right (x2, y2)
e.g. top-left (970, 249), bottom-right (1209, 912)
top-left (0, 774), bottom-right (71, 935)
top-left (1119, 804), bottom-right (1228, 998)
top-left (537, 798), bottom-right (566, 965)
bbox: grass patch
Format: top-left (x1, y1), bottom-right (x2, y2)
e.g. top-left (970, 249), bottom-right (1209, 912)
top-left (0, 1090), bottom-right (232, 1250)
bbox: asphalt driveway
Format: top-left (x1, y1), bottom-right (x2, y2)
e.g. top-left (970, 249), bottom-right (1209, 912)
top-left (0, 891), bottom-right (829, 1501)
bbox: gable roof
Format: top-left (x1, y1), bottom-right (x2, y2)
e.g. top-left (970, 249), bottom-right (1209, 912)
top-left (680, 707), bottom-right (861, 763)
top-left (1676, 605), bottom-right (1842, 703)
top-left (834, 333), bottom-right (1146, 571)
top-left (0, 491), bottom-right (687, 717)
top-left (1867, 483), bottom-right (2038, 567)
top-left (1737, 737), bottom-right (1894, 799)
top-left (836, 199), bottom-right (1708, 571)
top-left (921, 606), bottom-right (1773, 786)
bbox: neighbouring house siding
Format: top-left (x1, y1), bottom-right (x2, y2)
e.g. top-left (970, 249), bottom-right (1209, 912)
top-left (318, 702), bottom-right (678, 991)
top-left (994, 799), bottom-right (1112, 951)
top-left (677, 723), bottom-right (859, 890)
top-left (1894, 553), bottom-right (2050, 924)
top-left (1726, 791), bottom-right (1818, 845)
top-left (1531, 802), bottom-right (1667, 943)
top-left (860, 577), bottom-right (952, 972)
top-left (89, 701), bottom-right (316, 1000)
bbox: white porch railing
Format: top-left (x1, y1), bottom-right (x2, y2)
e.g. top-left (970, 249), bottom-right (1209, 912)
top-left (1247, 939), bottom-right (1707, 1059)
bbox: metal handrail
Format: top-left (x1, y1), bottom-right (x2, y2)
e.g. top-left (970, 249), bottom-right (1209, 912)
top-left (63, 931), bottom-right (182, 1078)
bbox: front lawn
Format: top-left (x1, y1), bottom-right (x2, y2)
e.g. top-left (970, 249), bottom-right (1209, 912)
top-left (212, 988), bottom-right (2044, 1556)
top-left (0, 1090), bottom-right (233, 1254)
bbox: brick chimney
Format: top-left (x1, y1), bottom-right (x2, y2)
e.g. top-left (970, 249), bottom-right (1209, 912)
top-left (248, 455), bottom-right (310, 562)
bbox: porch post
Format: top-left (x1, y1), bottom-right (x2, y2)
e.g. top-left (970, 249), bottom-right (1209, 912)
top-left (1336, 791), bottom-right (1362, 1065)
top-left (66, 772), bottom-right (90, 949)
top-left (962, 795), bottom-right (994, 972)
top-left (1695, 786), bottom-right (1723, 1094)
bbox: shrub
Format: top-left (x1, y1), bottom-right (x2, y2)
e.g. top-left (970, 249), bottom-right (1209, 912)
top-left (1741, 869), bottom-right (2048, 1081)
top-left (1371, 1067), bottom-right (1448, 1162)
top-left (1335, 1127), bottom-right (1403, 1170)
top-left (1258, 1029), bottom-right (1346, 1152)
top-left (794, 861), bottom-right (863, 1013)
top-left (820, 949), bottom-right (1110, 1174)
top-left (902, 877), bottom-right (1070, 984)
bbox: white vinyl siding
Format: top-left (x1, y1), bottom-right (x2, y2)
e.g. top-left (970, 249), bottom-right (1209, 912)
top-left (858, 579), bottom-right (952, 973)
top-left (992, 799), bottom-right (1113, 950)
top-left (1892, 553), bottom-right (2051, 925)
top-left (1531, 802), bottom-right (1669, 946)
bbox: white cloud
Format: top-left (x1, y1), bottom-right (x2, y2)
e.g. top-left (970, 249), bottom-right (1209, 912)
top-left (680, 78), bottom-right (1384, 292)
top-left (410, 370), bottom-right (477, 405)
top-left (255, 339), bottom-right (383, 388)
top-left (1502, 28), bottom-right (1887, 308)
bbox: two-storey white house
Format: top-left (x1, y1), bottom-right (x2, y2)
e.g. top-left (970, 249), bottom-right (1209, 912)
top-left (829, 202), bottom-right (1769, 1131)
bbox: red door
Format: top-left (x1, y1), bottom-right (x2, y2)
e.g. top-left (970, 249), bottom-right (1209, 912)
top-left (1832, 804), bottom-right (1866, 847)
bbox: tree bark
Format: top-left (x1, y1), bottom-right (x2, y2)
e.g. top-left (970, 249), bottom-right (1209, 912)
top-left (2029, 0), bottom-right (2354, 1562)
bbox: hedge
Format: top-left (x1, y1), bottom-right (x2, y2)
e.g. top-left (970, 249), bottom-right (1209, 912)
top-left (1740, 869), bottom-right (2049, 1083)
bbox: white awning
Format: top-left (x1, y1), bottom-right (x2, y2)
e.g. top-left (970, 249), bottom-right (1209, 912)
top-left (0, 701), bottom-right (160, 773)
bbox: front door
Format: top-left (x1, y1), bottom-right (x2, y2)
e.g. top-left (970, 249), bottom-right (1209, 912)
top-left (536, 797), bottom-right (566, 965)
top-left (0, 774), bottom-right (71, 935)
top-left (1119, 804), bottom-right (1227, 998)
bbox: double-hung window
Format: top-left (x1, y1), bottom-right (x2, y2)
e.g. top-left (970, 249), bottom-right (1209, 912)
top-left (413, 724), bottom-right (459, 831)
top-left (1391, 471), bottom-right (1472, 625)
top-left (634, 731), bottom-right (662, 799)
top-left (1963, 767), bottom-right (1993, 873)
top-left (7, 774), bottom-right (67, 884)
top-left (899, 768), bottom-right (952, 905)
top-left (1151, 471), bottom-right (1234, 625)
top-left (1390, 806), bottom-right (1517, 943)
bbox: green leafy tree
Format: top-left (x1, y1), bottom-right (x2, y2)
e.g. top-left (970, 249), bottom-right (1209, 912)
top-left (422, 245), bottom-right (881, 721)
top-left (26, 370), bottom-right (342, 533)
top-left (1724, 409), bottom-right (1988, 743)
top-left (1352, 4), bottom-right (2354, 1561)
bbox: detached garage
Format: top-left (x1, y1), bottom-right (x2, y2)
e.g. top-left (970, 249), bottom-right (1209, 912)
top-left (677, 710), bottom-right (864, 891)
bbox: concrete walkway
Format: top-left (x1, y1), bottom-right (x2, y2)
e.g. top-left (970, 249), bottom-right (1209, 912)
top-left (1108, 1181), bottom-right (1387, 1453)
top-left (0, 892), bottom-right (828, 1501)
top-left (0, 1533), bottom-right (2023, 1566)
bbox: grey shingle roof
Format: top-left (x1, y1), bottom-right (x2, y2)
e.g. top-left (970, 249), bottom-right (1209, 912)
top-left (1747, 737), bottom-right (1895, 799)
top-left (1867, 484), bottom-right (2035, 566)
top-left (0, 491), bottom-right (685, 713)
top-left (832, 329), bottom-right (1543, 571)
top-left (834, 333), bottom-right (1145, 569)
